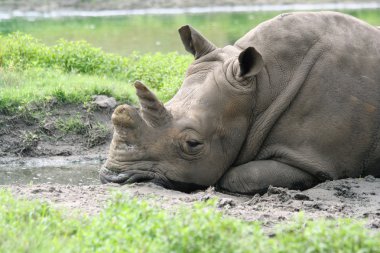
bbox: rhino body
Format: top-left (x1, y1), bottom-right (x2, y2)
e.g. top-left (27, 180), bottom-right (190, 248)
top-left (100, 12), bottom-right (380, 194)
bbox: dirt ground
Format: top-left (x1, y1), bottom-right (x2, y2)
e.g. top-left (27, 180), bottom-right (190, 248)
top-left (2, 176), bottom-right (380, 230)
top-left (0, 100), bottom-right (113, 158)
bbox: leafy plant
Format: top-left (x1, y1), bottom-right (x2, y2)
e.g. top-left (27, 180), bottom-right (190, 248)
top-left (56, 116), bottom-right (87, 135)
top-left (19, 130), bottom-right (40, 154)
top-left (0, 190), bottom-right (379, 253)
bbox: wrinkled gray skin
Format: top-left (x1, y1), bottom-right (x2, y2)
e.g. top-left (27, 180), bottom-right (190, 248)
top-left (100, 11), bottom-right (380, 194)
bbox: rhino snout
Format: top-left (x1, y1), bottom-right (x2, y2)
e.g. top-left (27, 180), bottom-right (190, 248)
top-left (99, 165), bottom-right (173, 188)
top-left (100, 165), bottom-right (155, 184)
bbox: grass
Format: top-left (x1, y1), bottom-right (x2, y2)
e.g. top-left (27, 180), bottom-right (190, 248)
top-left (0, 190), bottom-right (379, 253)
top-left (0, 33), bottom-right (192, 113)
top-left (56, 116), bottom-right (109, 147)
top-left (56, 115), bottom-right (88, 135)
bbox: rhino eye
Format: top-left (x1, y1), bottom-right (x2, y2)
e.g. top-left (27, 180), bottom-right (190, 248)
top-left (186, 140), bottom-right (201, 148)
top-left (178, 130), bottom-right (205, 158)
top-left (180, 139), bottom-right (204, 157)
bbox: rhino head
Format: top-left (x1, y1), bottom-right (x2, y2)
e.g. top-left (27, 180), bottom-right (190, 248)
top-left (100, 25), bottom-right (264, 192)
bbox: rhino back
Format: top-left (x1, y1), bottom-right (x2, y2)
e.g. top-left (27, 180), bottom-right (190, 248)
top-left (235, 12), bottom-right (380, 179)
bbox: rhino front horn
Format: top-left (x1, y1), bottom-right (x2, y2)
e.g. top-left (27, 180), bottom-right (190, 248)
top-left (134, 81), bottom-right (172, 128)
top-left (112, 104), bottom-right (142, 129)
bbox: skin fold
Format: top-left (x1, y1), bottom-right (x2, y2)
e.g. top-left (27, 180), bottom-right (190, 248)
top-left (100, 11), bottom-right (380, 194)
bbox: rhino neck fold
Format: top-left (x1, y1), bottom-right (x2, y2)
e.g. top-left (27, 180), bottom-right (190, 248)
top-left (234, 40), bottom-right (329, 165)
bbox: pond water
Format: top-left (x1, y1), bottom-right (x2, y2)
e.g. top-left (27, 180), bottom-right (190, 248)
top-left (0, 9), bottom-right (379, 54)
top-left (0, 156), bottom-right (104, 185)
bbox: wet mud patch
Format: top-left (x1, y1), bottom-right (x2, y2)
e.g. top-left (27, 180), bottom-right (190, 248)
top-left (0, 102), bottom-right (114, 158)
top-left (0, 155), bottom-right (106, 185)
top-left (2, 175), bottom-right (379, 230)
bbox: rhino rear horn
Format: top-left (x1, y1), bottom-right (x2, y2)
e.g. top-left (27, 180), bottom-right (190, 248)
top-left (135, 81), bottom-right (172, 128)
top-left (178, 25), bottom-right (216, 59)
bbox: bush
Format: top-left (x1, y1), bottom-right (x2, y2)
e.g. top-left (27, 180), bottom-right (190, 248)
top-left (0, 32), bottom-right (191, 81)
top-left (125, 52), bottom-right (190, 91)
top-left (50, 39), bottom-right (128, 76)
top-left (0, 33), bottom-right (193, 113)
top-left (0, 32), bottom-right (129, 75)
top-left (0, 32), bottom-right (51, 68)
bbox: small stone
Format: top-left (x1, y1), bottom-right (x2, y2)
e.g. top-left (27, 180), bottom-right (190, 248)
top-left (267, 185), bottom-right (287, 195)
top-left (217, 198), bottom-right (236, 208)
top-left (200, 193), bottom-right (212, 202)
top-left (42, 121), bottom-right (56, 134)
top-left (293, 193), bottom-right (311, 201)
top-left (245, 193), bottom-right (261, 206)
top-left (92, 95), bottom-right (117, 109)
top-left (364, 175), bottom-right (376, 182)
top-left (31, 188), bottom-right (42, 194)
top-left (369, 222), bottom-right (379, 229)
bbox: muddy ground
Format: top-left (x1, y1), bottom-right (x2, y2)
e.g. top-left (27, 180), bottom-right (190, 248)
top-left (1, 101), bottom-right (380, 229)
top-left (1, 177), bottom-right (380, 230)
top-left (0, 98), bottom-right (114, 157)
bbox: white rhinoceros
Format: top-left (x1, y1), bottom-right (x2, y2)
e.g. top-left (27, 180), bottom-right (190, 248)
top-left (100, 11), bottom-right (380, 194)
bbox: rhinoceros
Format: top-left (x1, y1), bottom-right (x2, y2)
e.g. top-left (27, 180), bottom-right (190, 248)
top-left (100, 11), bottom-right (380, 194)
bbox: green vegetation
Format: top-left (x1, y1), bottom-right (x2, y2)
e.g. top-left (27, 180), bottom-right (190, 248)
top-left (56, 116), bottom-right (109, 147)
top-left (57, 116), bottom-right (88, 134)
top-left (0, 10), bottom-right (378, 54)
top-left (19, 130), bottom-right (40, 154)
top-left (0, 33), bottom-right (192, 113)
top-left (0, 190), bottom-right (379, 253)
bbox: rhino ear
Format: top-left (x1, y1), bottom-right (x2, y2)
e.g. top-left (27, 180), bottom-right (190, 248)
top-left (238, 47), bottom-right (264, 77)
top-left (178, 25), bottom-right (216, 59)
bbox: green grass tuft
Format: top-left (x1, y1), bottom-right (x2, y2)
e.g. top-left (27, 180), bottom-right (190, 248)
top-left (56, 116), bottom-right (87, 135)
top-left (0, 190), bottom-right (379, 253)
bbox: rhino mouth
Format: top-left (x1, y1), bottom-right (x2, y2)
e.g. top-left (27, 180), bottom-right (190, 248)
top-left (99, 167), bottom-right (208, 193)
top-left (99, 166), bottom-right (171, 187)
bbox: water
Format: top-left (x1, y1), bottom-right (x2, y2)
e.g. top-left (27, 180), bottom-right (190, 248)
top-left (0, 3), bottom-right (379, 19)
top-left (0, 156), bottom-right (104, 185)
top-left (0, 9), bottom-right (379, 54)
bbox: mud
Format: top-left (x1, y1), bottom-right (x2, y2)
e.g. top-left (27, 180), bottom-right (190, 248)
top-left (0, 155), bottom-right (105, 185)
top-left (1, 174), bottom-right (379, 230)
top-left (0, 102), bottom-right (113, 157)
